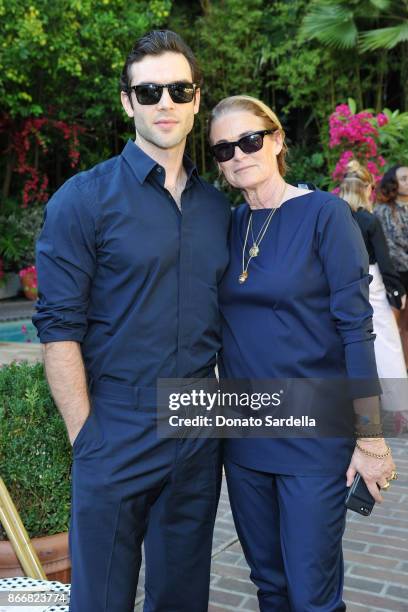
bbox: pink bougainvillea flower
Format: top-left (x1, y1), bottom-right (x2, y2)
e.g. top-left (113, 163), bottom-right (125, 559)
top-left (376, 113), bottom-right (388, 127)
top-left (328, 103), bottom-right (389, 188)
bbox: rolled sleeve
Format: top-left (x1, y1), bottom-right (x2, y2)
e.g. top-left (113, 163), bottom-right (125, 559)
top-left (32, 179), bottom-right (96, 343)
top-left (317, 197), bottom-right (381, 397)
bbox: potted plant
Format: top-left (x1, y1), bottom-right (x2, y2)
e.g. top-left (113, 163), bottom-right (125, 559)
top-left (0, 361), bottom-right (72, 581)
top-left (19, 266), bottom-right (38, 301)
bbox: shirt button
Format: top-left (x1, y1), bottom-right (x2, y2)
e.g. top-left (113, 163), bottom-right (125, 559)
top-left (156, 167), bottom-right (162, 173)
top-left (394, 290), bottom-right (399, 296)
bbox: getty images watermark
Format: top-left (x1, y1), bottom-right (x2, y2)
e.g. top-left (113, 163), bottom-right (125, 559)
top-left (167, 388), bottom-right (316, 429)
top-left (156, 377), bottom-right (400, 439)
top-left (155, 379), bottom-right (338, 438)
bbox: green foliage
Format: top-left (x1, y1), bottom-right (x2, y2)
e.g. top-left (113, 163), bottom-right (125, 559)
top-left (286, 145), bottom-right (329, 189)
top-left (1, 0), bottom-right (407, 195)
top-left (0, 201), bottom-right (44, 271)
top-left (302, 4), bottom-right (358, 49)
top-left (301, 0), bottom-right (408, 53)
top-left (169, 0), bottom-right (265, 176)
top-left (360, 23), bottom-right (408, 51)
top-left (261, 1), bottom-right (353, 125)
top-left (0, 0), bottom-right (173, 119)
top-left (0, 362), bottom-right (72, 538)
top-left (375, 109), bottom-right (408, 165)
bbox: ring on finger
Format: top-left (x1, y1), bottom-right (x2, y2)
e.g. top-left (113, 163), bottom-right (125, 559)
top-left (381, 481), bottom-right (391, 490)
top-left (390, 470), bottom-right (398, 480)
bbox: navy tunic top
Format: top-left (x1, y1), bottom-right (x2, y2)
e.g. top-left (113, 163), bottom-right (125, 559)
top-left (219, 190), bottom-right (381, 475)
top-left (33, 140), bottom-right (230, 386)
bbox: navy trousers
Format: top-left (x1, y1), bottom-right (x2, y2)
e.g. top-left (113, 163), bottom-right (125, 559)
top-left (69, 381), bottom-right (221, 612)
top-left (225, 460), bottom-right (348, 612)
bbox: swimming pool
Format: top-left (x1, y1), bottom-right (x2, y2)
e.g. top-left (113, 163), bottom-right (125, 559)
top-left (0, 319), bottom-right (39, 343)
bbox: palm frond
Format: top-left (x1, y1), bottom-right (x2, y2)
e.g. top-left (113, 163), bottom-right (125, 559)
top-left (359, 23), bottom-right (408, 51)
top-left (301, 5), bottom-right (358, 49)
top-left (368, 0), bottom-right (391, 10)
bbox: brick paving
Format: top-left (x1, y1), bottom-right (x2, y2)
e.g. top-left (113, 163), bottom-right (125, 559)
top-left (134, 438), bottom-right (408, 612)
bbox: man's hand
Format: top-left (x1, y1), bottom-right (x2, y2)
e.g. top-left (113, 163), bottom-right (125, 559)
top-left (68, 413), bottom-right (90, 447)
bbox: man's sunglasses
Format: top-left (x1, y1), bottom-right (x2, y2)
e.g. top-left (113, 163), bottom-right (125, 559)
top-left (211, 129), bottom-right (274, 163)
top-left (128, 82), bottom-right (197, 105)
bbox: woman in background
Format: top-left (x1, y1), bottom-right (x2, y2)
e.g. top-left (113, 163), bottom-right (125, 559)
top-left (339, 160), bottom-right (408, 434)
top-left (374, 166), bottom-right (408, 372)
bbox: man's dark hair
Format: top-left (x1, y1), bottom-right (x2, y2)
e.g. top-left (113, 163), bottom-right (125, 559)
top-left (120, 30), bottom-right (202, 93)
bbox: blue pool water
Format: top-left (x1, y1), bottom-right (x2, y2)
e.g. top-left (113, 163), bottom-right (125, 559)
top-left (0, 319), bottom-right (39, 343)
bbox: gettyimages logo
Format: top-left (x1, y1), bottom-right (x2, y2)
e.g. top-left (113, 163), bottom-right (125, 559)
top-left (168, 389), bottom-right (283, 411)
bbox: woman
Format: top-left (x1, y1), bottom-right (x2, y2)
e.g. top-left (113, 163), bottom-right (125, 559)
top-left (208, 95), bottom-right (396, 611)
top-left (339, 161), bottom-right (408, 434)
top-left (374, 165), bottom-right (408, 372)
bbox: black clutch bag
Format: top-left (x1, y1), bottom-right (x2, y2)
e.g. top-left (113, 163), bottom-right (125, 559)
top-left (386, 288), bottom-right (403, 310)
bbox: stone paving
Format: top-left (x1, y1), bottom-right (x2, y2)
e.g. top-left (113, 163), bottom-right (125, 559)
top-left (0, 298), bottom-right (35, 322)
top-left (135, 437), bottom-right (408, 612)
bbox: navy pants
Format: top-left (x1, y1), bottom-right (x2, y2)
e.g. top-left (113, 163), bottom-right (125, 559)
top-left (69, 381), bottom-right (221, 612)
top-left (225, 460), bottom-right (348, 612)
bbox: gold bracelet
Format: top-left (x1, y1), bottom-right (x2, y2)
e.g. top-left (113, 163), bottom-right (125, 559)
top-left (354, 432), bottom-right (383, 438)
top-left (356, 441), bottom-right (391, 459)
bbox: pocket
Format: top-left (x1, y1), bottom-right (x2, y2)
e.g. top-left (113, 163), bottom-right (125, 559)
top-left (72, 411), bottom-right (103, 457)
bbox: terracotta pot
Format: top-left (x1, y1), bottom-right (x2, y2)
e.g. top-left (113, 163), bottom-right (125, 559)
top-left (19, 271), bottom-right (38, 301)
top-left (0, 532), bottom-right (71, 583)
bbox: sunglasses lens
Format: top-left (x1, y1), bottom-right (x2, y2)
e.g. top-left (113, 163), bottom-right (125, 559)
top-left (169, 83), bottom-right (195, 103)
top-left (134, 84), bottom-right (162, 105)
top-left (212, 144), bottom-right (235, 163)
top-left (239, 133), bottom-right (264, 154)
top-left (133, 83), bottom-right (195, 105)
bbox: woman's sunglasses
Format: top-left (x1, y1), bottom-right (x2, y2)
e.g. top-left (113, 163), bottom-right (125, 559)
top-left (128, 82), bottom-right (197, 105)
top-left (210, 129), bottom-right (274, 163)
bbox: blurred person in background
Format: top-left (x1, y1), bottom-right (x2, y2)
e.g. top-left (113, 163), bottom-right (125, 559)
top-left (339, 160), bottom-right (408, 434)
top-left (374, 165), bottom-right (408, 370)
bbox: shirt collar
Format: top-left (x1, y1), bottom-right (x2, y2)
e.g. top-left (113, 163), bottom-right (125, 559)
top-left (122, 139), bottom-right (199, 184)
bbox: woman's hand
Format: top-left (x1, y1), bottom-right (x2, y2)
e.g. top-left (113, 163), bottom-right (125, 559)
top-left (346, 438), bottom-right (396, 503)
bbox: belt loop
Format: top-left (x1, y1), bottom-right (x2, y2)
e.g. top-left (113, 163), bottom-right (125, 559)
top-left (133, 386), bottom-right (139, 404)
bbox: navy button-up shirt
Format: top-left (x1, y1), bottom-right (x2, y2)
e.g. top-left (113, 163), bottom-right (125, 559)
top-left (33, 140), bottom-right (231, 385)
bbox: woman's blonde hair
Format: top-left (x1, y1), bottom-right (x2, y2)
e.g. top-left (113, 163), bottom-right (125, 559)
top-left (339, 160), bottom-right (374, 211)
top-left (208, 95), bottom-right (288, 176)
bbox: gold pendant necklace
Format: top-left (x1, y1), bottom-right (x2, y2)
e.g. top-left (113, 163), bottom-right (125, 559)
top-left (239, 184), bottom-right (287, 284)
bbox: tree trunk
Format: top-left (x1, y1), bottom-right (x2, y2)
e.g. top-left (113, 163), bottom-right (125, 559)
top-left (1, 160), bottom-right (14, 203)
top-left (375, 51), bottom-right (387, 113)
top-left (354, 63), bottom-right (364, 110)
top-left (330, 71), bottom-right (335, 109)
top-left (200, 0), bottom-right (211, 15)
top-left (2, 130), bottom-right (15, 203)
top-left (34, 141), bottom-right (39, 170)
top-left (401, 41), bottom-right (408, 112)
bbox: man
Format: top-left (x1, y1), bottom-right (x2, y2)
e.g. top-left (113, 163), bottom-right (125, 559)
top-left (33, 30), bottom-right (230, 612)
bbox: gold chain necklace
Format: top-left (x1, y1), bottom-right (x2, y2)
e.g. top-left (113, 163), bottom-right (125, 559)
top-left (239, 184), bottom-right (287, 284)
